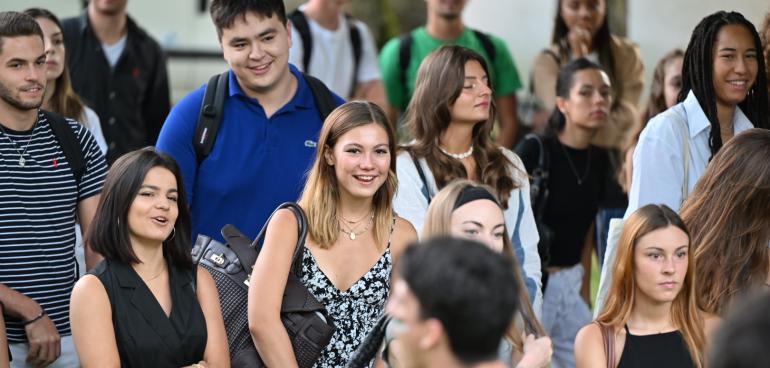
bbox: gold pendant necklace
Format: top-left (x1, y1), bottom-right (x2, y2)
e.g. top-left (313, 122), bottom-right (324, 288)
top-left (339, 213), bottom-right (373, 240)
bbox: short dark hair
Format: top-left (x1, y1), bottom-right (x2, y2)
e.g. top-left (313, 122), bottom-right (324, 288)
top-left (86, 148), bottom-right (193, 270)
top-left (709, 292), bottom-right (770, 368)
top-left (209, 0), bottom-right (287, 39)
top-left (397, 236), bottom-right (520, 364)
top-left (548, 58), bottom-right (606, 132)
top-left (0, 11), bottom-right (43, 55)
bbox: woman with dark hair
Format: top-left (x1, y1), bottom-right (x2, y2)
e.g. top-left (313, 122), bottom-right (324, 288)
top-left (249, 101), bottom-right (416, 367)
top-left (680, 128), bottom-right (770, 316)
top-left (620, 49), bottom-right (684, 193)
top-left (626, 11), bottom-right (769, 215)
top-left (392, 45), bottom-right (543, 314)
top-left (23, 8), bottom-right (107, 154)
top-left (516, 58), bottom-right (612, 368)
top-left (531, 0), bottom-right (644, 274)
top-left (575, 204), bottom-right (718, 368)
top-left (69, 148), bottom-right (229, 367)
top-left (422, 180), bottom-right (552, 367)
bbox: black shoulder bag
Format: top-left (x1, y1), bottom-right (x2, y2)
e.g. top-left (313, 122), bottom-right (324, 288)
top-left (523, 134), bottom-right (554, 291)
top-left (192, 202), bottom-right (335, 368)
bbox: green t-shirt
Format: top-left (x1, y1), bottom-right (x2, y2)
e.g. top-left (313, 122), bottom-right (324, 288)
top-left (380, 26), bottom-right (522, 110)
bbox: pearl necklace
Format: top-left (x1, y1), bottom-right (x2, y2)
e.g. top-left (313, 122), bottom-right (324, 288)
top-left (439, 145), bottom-right (474, 160)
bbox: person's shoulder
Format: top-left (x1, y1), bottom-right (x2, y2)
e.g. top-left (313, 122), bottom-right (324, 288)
top-left (380, 35), bottom-right (403, 59)
top-left (610, 34), bottom-right (641, 52)
top-left (701, 311), bottom-right (722, 339)
top-left (390, 215), bottom-right (417, 260)
top-left (642, 104), bottom-right (686, 140)
top-left (575, 322), bottom-right (611, 365)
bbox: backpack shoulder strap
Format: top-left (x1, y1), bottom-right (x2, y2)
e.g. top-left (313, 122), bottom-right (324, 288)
top-left (471, 29), bottom-right (496, 62)
top-left (194, 71), bottom-right (229, 165)
top-left (346, 13), bottom-right (362, 99)
top-left (398, 32), bottom-right (414, 99)
top-left (303, 72), bottom-right (339, 122)
top-left (43, 110), bottom-right (86, 185)
top-left (289, 9), bottom-right (313, 72)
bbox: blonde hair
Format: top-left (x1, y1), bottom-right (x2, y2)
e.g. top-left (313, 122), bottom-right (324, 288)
top-left (298, 101), bottom-right (397, 249)
top-left (422, 179), bottom-right (547, 354)
top-left (597, 204), bottom-right (705, 367)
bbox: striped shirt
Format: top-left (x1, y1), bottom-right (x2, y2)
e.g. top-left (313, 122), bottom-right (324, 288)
top-left (0, 111), bottom-right (107, 342)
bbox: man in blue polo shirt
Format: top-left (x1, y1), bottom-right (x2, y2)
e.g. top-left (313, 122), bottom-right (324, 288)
top-left (156, 0), bottom-right (343, 242)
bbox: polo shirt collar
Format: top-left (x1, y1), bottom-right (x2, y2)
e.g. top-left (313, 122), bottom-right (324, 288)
top-left (683, 90), bottom-right (753, 138)
top-left (227, 64), bottom-right (315, 110)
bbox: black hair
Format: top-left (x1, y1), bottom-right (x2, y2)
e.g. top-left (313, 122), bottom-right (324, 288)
top-left (87, 147), bottom-right (193, 270)
top-left (397, 236), bottom-right (520, 365)
top-left (680, 11), bottom-right (770, 158)
top-left (547, 58), bottom-right (607, 132)
top-left (0, 11), bottom-right (43, 55)
top-left (209, 0), bottom-right (287, 39)
top-left (709, 292), bottom-right (770, 368)
top-left (551, 0), bottom-right (618, 104)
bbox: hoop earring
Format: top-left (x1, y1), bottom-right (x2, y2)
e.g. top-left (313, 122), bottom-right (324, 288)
top-left (166, 227), bottom-right (176, 242)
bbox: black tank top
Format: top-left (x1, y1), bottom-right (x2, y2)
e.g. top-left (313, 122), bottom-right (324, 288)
top-left (91, 260), bottom-right (207, 367)
top-left (617, 324), bottom-right (695, 368)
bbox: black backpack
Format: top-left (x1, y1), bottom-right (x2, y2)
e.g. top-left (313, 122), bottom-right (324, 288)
top-left (193, 71), bottom-right (339, 164)
top-left (41, 110), bottom-right (86, 185)
top-left (289, 9), bottom-right (362, 99)
top-left (397, 28), bottom-right (497, 96)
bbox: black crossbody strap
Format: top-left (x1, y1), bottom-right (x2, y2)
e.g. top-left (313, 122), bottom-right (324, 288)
top-left (304, 73), bottom-right (338, 122)
top-left (410, 153), bottom-right (431, 204)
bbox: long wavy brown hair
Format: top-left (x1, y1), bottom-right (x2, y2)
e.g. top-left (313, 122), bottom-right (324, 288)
top-left (597, 204), bottom-right (704, 367)
top-left (401, 45), bottom-right (519, 208)
top-left (681, 128), bottom-right (770, 316)
top-left (298, 101), bottom-right (397, 249)
top-left (422, 180), bottom-right (547, 358)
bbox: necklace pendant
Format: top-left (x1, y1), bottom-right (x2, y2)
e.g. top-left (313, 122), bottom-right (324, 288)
top-left (350, 232), bottom-right (356, 240)
top-left (18, 156), bottom-right (25, 167)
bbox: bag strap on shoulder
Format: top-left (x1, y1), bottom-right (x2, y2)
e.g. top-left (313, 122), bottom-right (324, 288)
top-left (251, 202), bottom-right (309, 278)
top-left (43, 110), bottom-right (86, 186)
top-left (524, 133), bottom-right (549, 219)
top-left (289, 9), bottom-right (313, 73)
top-left (303, 72), bottom-right (338, 122)
top-left (194, 71), bottom-right (229, 164)
top-left (595, 321), bottom-right (615, 368)
top-left (409, 152), bottom-right (431, 204)
top-left (471, 29), bottom-right (496, 62)
top-left (346, 13), bottom-right (362, 99)
top-left (397, 32), bottom-right (413, 100)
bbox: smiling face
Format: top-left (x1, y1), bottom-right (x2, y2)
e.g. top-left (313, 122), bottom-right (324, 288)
top-left (450, 199), bottom-right (505, 253)
top-left (449, 60), bottom-right (491, 126)
top-left (34, 17), bottom-right (65, 82)
top-left (633, 225), bottom-right (689, 305)
top-left (560, 0), bottom-right (606, 37)
top-left (557, 68), bottom-right (611, 131)
top-left (127, 166), bottom-right (179, 247)
top-left (0, 35), bottom-right (46, 112)
top-left (325, 123), bottom-right (391, 202)
top-left (712, 24), bottom-right (758, 110)
top-left (220, 11), bottom-right (292, 99)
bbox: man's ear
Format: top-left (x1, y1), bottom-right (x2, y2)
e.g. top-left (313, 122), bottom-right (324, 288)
top-left (286, 19), bottom-right (293, 48)
top-left (419, 318), bottom-right (445, 350)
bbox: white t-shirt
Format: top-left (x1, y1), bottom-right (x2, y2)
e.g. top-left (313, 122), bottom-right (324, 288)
top-left (101, 33), bottom-right (127, 68)
top-left (289, 8), bottom-right (380, 99)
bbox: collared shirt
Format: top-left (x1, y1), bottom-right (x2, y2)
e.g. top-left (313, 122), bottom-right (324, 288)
top-left (62, 11), bottom-right (170, 163)
top-left (156, 65), bottom-right (344, 243)
top-left (626, 90), bottom-right (754, 217)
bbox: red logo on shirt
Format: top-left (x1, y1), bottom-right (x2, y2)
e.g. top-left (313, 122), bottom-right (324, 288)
top-left (132, 67), bottom-right (141, 79)
top-left (52, 158), bottom-right (58, 168)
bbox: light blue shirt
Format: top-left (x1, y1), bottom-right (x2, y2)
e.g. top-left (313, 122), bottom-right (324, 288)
top-left (625, 90), bottom-right (754, 217)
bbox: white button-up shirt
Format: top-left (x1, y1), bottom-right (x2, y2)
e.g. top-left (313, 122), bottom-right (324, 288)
top-left (625, 90), bottom-right (754, 217)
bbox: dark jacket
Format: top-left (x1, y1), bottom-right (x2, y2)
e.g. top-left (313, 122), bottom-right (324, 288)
top-left (62, 11), bottom-right (170, 163)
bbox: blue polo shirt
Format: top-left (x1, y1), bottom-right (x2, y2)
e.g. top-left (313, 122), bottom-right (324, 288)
top-left (156, 65), bottom-right (344, 242)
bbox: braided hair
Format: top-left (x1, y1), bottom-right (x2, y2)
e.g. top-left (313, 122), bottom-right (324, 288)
top-left (680, 11), bottom-right (770, 158)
